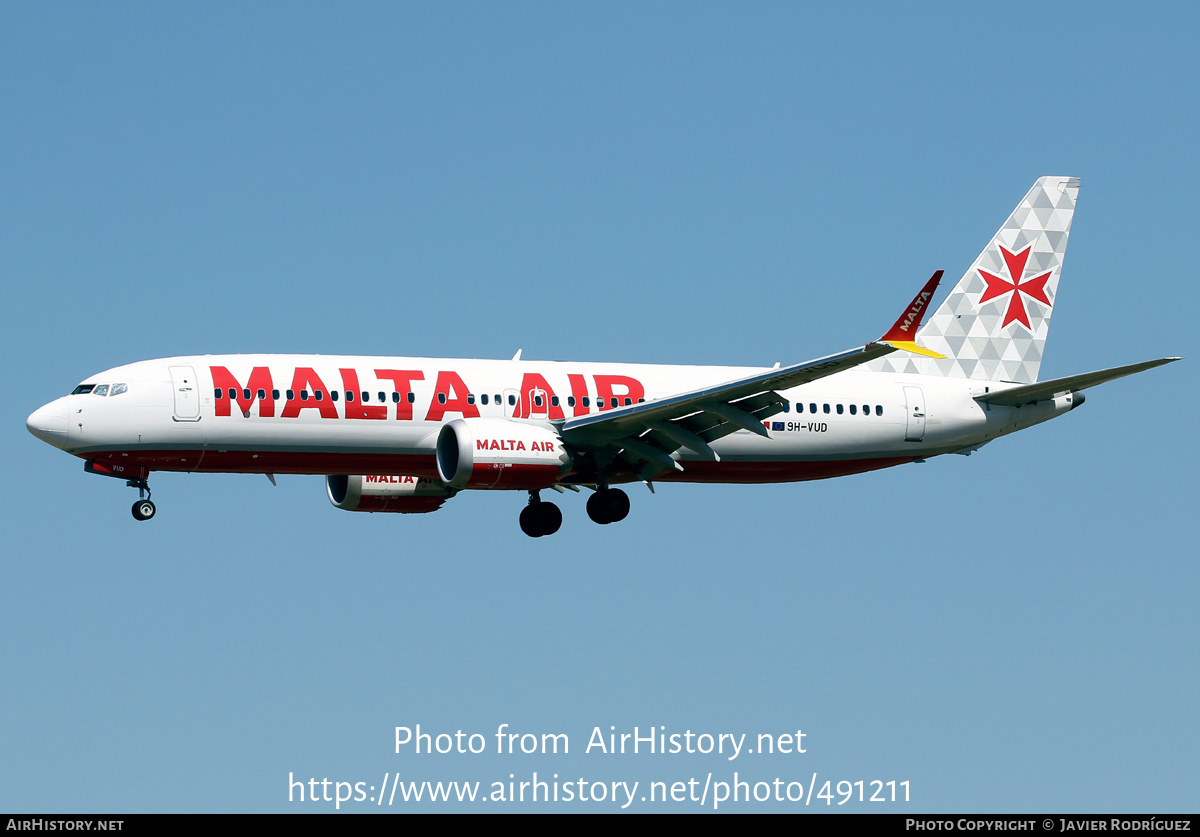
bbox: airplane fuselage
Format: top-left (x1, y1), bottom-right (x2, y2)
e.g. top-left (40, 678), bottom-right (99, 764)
top-left (29, 353), bottom-right (1073, 484)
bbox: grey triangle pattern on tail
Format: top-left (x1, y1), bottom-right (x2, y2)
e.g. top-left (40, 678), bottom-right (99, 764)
top-left (869, 176), bottom-right (1079, 384)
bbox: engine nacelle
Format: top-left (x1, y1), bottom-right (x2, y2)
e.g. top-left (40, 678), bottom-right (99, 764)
top-left (326, 474), bottom-right (454, 514)
top-left (436, 417), bottom-right (574, 490)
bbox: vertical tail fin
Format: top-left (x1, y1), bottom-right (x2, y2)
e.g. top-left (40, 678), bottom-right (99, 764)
top-left (874, 176), bottom-right (1079, 384)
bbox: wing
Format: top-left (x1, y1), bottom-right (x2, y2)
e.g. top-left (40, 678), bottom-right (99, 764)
top-left (558, 272), bottom-right (945, 481)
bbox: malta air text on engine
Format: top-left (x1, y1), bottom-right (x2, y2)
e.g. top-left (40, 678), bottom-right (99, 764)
top-left (478, 439), bottom-right (558, 452)
top-left (209, 365), bottom-right (646, 422)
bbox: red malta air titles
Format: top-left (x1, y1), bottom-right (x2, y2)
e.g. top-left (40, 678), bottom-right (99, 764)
top-left (27, 178), bottom-right (1180, 536)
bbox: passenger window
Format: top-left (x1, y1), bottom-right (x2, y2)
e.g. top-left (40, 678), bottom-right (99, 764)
top-left (467, 394), bottom-right (476, 405)
top-left (300, 390), bottom-right (309, 401)
top-left (551, 396), bottom-right (559, 407)
top-left (315, 391), bottom-right (324, 401)
top-left (272, 390), bottom-right (280, 400)
top-left (624, 398), bottom-right (632, 406)
top-left (823, 404), bottom-right (830, 414)
top-left (257, 389), bottom-right (266, 400)
top-left (481, 394), bottom-right (489, 405)
top-left (875, 405), bottom-right (883, 416)
top-left (863, 404), bottom-right (869, 415)
top-left (228, 388), bottom-right (237, 400)
top-left (809, 403), bottom-right (817, 413)
top-left (438, 393), bottom-right (447, 404)
top-left (346, 391), bottom-right (354, 402)
top-left (243, 388), bottom-right (251, 400)
top-left (331, 391), bottom-right (339, 401)
top-left (583, 397), bottom-right (590, 407)
top-left (782, 403), bottom-right (790, 413)
top-left (93, 384), bottom-right (109, 397)
top-left (849, 404), bottom-right (857, 415)
top-left (534, 395), bottom-right (543, 407)
top-left (286, 389), bottom-right (295, 400)
top-left (392, 392), bottom-right (400, 403)
top-left (836, 404), bottom-right (843, 414)
top-left (409, 392), bottom-right (416, 404)
top-left (378, 392), bottom-right (385, 403)
top-left (110, 383), bottom-right (127, 396)
top-left (214, 388), bottom-right (223, 399)
top-left (566, 396), bottom-right (574, 407)
top-left (508, 394), bottom-right (516, 406)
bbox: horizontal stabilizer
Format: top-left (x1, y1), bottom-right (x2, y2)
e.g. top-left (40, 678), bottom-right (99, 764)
top-left (975, 358), bottom-right (1180, 406)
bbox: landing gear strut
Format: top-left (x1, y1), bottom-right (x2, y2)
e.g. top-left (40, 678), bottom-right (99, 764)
top-left (128, 479), bottom-right (156, 521)
top-left (586, 487), bottom-right (629, 525)
top-left (519, 490), bottom-right (562, 538)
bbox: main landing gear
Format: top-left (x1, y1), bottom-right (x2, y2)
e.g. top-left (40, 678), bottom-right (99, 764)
top-left (586, 487), bottom-right (629, 525)
top-left (519, 490), bottom-right (562, 538)
top-left (128, 479), bottom-right (156, 521)
top-left (518, 486), bottom-right (631, 537)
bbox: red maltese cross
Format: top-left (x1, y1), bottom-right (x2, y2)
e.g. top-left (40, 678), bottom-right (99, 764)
top-left (978, 246), bottom-right (1053, 330)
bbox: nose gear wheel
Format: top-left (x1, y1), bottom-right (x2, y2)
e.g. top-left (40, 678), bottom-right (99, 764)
top-left (127, 479), bottom-right (156, 522)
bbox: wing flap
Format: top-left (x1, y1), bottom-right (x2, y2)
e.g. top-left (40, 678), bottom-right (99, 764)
top-left (600, 391), bottom-right (791, 476)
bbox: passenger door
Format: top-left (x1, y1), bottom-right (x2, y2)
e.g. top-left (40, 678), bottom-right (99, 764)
top-left (903, 386), bottom-right (925, 442)
top-left (170, 366), bottom-right (201, 421)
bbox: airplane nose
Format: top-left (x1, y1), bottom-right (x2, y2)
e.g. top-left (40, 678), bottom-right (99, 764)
top-left (27, 398), bottom-right (70, 447)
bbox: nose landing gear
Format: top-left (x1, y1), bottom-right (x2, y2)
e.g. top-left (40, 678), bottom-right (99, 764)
top-left (128, 479), bottom-right (156, 521)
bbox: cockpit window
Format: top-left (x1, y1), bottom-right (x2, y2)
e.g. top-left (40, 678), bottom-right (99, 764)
top-left (92, 384), bottom-right (110, 397)
top-left (71, 384), bottom-right (96, 395)
top-left (110, 383), bottom-right (128, 396)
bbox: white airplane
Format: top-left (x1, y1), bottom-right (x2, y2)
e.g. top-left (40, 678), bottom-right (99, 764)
top-left (27, 177), bottom-right (1178, 537)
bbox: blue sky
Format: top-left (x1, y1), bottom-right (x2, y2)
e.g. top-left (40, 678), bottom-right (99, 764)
top-left (3, 3), bottom-right (1196, 812)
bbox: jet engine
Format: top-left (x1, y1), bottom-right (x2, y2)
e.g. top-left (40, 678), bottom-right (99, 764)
top-left (326, 474), bottom-right (454, 514)
top-left (436, 417), bottom-right (574, 490)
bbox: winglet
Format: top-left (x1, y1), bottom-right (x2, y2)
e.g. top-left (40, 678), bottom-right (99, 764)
top-left (880, 270), bottom-right (946, 359)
